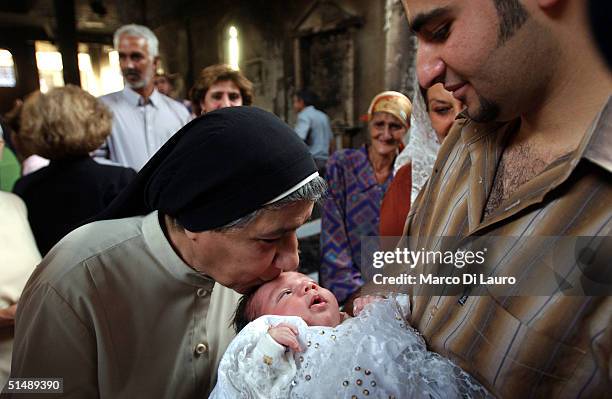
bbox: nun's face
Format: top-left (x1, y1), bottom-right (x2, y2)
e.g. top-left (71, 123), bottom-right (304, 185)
top-left (184, 200), bottom-right (314, 294)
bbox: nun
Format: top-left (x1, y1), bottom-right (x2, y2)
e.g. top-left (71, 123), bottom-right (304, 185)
top-left (8, 107), bottom-right (326, 399)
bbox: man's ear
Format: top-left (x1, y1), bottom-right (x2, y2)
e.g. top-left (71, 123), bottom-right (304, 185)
top-left (153, 56), bottom-right (160, 71)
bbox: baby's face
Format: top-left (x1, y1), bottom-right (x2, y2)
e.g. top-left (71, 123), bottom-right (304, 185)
top-left (251, 272), bottom-right (342, 327)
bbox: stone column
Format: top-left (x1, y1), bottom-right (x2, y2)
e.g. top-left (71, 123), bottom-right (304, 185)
top-left (53, 0), bottom-right (81, 86)
top-left (384, 0), bottom-right (416, 96)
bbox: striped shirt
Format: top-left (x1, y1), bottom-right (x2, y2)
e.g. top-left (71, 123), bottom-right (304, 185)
top-left (399, 98), bottom-right (612, 398)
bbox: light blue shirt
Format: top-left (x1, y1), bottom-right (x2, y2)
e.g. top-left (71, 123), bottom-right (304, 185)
top-left (99, 87), bottom-right (191, 171)
top-left (294, 105), bottom-right (333, 160)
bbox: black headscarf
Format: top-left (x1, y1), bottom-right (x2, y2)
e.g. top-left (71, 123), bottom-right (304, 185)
top-left (97, 106), bottom-right (317, 231)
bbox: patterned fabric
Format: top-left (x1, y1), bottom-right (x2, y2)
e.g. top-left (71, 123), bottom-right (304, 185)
top-left (394, 97), bottom-right (612, 398)
top-left (320, 145), bottom-right (392, 303)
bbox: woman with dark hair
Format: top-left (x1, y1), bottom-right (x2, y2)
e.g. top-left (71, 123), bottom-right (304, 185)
top-left (12, 85), bottom-right (136, 255)
top-left (189, 64), bottom-right (254, 116)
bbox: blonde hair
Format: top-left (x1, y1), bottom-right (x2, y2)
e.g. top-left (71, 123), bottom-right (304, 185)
top-left (189, 64), bottom-right (254, 116)
top-left (19, 85), bottom-right (112, 160)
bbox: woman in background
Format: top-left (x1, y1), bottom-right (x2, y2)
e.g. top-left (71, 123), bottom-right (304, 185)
top-left (13, 85), bottom-right (136, 255)
top-left (379, 83), bottom-right (463, 237)
top-left (189, 64), bottom-right (253, 116)
top-left (320, 91), bottom-right (412, 306)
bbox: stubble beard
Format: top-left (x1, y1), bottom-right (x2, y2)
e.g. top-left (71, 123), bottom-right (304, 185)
top-left (467, 93), bottom-right (501, 123)
top-left (125, 74), bottom-right (150, 90)
top-left (123, 64), bottom-right (154, 90)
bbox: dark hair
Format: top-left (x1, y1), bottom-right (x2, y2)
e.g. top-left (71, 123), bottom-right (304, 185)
top-left (295, 89), bottom-right (318, 107)
top-left (232, 289), bottom-right (258, 333)
top-left (190, 64), bottom-right (254, 116)
top-left (493, 0), bottom-right (529, 46)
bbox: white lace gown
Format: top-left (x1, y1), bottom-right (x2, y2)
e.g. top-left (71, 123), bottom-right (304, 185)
top-left (210, 297), bottom-right (491, 399)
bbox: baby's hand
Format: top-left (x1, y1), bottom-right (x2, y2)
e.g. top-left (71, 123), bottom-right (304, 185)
top-left (352, 295), bottom-right (384, 316)
top-left (268, 323), bottom-right (302, 352)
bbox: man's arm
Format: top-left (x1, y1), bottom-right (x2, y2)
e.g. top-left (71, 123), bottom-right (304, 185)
top-left (9, 284), bottom-right (98, 398)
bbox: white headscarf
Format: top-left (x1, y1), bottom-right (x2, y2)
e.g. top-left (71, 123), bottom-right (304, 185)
top-left (394, 73), bottom-right (441, 204)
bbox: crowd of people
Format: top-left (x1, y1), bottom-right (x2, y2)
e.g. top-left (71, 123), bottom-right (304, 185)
top-left (0, 0), bottom-right (610, 397)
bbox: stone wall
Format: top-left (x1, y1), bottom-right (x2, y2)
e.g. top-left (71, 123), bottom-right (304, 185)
top-left (132, 0), bottom-right (416, 146)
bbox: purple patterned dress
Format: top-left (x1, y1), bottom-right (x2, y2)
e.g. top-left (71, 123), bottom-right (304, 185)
top-left (320, 145), bottom-right (392, 303)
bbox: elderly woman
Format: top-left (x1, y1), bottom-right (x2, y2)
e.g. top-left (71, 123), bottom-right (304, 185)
top-left (12, 85), bottom-right (136, 255)
top-left (320, 91), bottom-right (412, 305)
top-left (379, 83), bottom-right (464, 237)
top-left (189, 64), bottom-right (254, 116)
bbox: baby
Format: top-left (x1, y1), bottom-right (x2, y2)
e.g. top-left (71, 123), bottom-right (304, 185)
top-left (232, 271), bottom-right (374, 351)
top-left (211, 271), bottom-right (492, 399)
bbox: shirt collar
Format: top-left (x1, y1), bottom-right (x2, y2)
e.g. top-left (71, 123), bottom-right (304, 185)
top-left (357, 144), bottom-right (393, 191)
top-left (581, 95), bottom-right (612, 173)
top-left (142, 211), bottom-right (215, 288)
top-left (459, 96), bottom-right (612, 174)
top-left (300, 105), bottom-right (315, 114)
top-left (121, 86), bottom-right (161, 108)
top-left (460, 96), bottom-right (612, 233)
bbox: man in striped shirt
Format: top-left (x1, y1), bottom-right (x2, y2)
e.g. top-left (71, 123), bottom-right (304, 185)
top-left (392, 0), bottom-right (611, 397)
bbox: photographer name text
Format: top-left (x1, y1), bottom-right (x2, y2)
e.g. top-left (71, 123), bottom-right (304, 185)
top-left (372, 273), bottom-right (517, 286)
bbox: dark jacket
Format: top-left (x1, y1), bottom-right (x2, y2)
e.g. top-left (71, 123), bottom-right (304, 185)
top-left (13, 156), bottom-right (136, 255)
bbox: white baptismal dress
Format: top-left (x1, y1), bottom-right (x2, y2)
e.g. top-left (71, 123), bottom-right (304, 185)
top-left (210, 297), bottom-right (491, 399)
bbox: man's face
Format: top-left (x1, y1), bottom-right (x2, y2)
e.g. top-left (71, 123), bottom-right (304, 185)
top-left (403, 0), bottom-right (539, 122)
top-left (369, 112), bottom-right (407, 156)
top-left (185, 201), bottom-right (314, 294)
top-left (293, 96), bottom-right (305, 113)
top-left (251, 272), bottom-right (341, 327)
top-left (118, 34), bottom-right (157, 90)
top-left (201, 80), bottom-right (243, 113)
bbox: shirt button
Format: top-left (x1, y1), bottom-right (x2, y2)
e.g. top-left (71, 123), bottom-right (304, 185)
top-left (194, 343), bottom-right (208, 355)
top-left (197, 288), bottom-right (208, 297)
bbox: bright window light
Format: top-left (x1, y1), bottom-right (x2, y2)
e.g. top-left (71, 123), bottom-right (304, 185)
top-left (36, 51), bottom-right (63, 71)
top-left (228, 26), bottom-right (239, 70)
top-left (99, 49), bottom-right (124, 94)
top-left (35, 41), bottom-right (64, 93)
top-left (0, 49), bottom-right (16, 87)
top-left (78, 52), bottom-right (99, 96)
